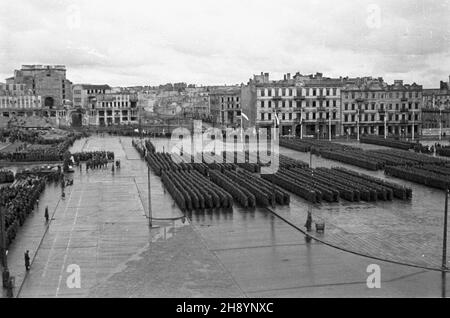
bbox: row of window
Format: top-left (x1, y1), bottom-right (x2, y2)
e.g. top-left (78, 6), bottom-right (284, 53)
top-left (259, 112), bottom-right (338, 121)
top-left (343, 91), bottom-right (421, 99)
top-left (258, 88), bottom-right (339, 97)
top-left (343, 102), bottom-right (420, 111)
top-left (98, 110), bottom-right (137, 116)
top-left (343, 114), bottom-right (420, 122)
top-left (222, 103), bottom-right (240, 110)
top-left (259, 100), bottom-right (338, 108)
top-left (220, 97), bottom-right (239, 102)
top-left (98, 102), bottom-right (130, 108)
top-left (0, 98), bottom-right (40, 108)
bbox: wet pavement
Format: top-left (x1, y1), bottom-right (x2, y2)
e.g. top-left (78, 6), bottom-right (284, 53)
top-left (3, 136), bottom-right (450, 297)
top-left (275, 144), bottom-right (449, 269)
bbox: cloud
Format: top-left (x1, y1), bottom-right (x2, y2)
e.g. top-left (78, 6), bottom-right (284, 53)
top-left (0, 0), bottom-right (449, 87)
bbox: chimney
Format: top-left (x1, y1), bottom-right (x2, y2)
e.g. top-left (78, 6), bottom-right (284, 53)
top-left (287, 73), bottom-right (291, 80)
top-left (283, 74), bottom-right (286, 80)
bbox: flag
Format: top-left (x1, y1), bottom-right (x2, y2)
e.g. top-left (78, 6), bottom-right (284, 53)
top-left (241, 112), bottom-right (249, 121)
top-left (274, 112), bottom-right (280, 126)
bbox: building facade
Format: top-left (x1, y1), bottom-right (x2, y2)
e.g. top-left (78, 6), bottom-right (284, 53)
top-left (92, 93), bottom-right (139, 126)
top-left (421, 77), bottom-right (450, 136)
top-left (6, 65), bottom-right (72, 109)
top-left (251, 72), bottom-right (344, 138)
top-left (0, 83), bottom-right (42, 118)
top-left (72, 84), bottom-right (111, 109)
top-left (209, 88), bottom-right (242, 128)
top-left (341, 79), bottom-right (422, 138)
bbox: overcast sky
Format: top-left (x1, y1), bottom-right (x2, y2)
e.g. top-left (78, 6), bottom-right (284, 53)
top-left (0, 0), bottom-right (449, 87)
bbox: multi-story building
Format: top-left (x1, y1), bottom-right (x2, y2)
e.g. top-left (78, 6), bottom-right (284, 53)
top-left (341, 78), bottom-right (422, 138)
top-left (72, 84), bottom-right (111, 109)
top-left (421, 76), bottom-right (450, 136)
top-left (301, 75), bottom-right (343, 138)
top-left (209, 87), bottom-right (242, 128)
top-left (6, 65), bottom-right (72, 109)
top-left (92, 93), bottom-right (139, 126)
top-left (0, 83), bottom-right (42, 118)
top-left (423, 76), bottom-right (450, 110)
top-left (251, 72), bottom-right (345, 138)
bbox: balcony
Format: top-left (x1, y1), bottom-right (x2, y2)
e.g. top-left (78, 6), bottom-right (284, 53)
top-left (400, 108), bottom-right (409, 113)
top-left (316, 107), bottom-right (327, 112)
top-left (378, 109), bottom-right (386, 114)
top-left (355, 97), bottom-right (365, 103)
top-left (400, 119), bottom-right (408, 124)
top-left (294, 96), bottom-right (305, 101)
top-left (316, 95), bottom-right (326, 101)
top-left (272, 96), bottom-right (282, 101)
top-left (317, 118), bottom-right (326, 123)
top-left (400, 97), bottom-right (408, 102)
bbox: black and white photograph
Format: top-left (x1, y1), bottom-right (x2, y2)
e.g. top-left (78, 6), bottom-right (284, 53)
top-left (1, 0), bottom-right (450, 304)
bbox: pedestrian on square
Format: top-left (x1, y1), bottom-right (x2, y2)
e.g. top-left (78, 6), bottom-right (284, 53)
top-left (24, 250), bottom-right (30, 271)
top-left (305, 210), bottom-right (312, 232)
top-left (45, 206), bottom-right (49, 223)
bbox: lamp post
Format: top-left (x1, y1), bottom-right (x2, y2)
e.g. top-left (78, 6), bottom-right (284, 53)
top-left (443, 187), bottom-right (449, 270)
top-left (384, 111), bottom-right (387, 139)
top-left (147, 163), bottom-right (152, 228)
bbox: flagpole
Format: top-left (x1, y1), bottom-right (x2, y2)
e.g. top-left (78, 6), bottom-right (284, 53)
top-left (300, 108), bottom-right (303, 139)
top-left (328, 109), bottom-right (331, 141)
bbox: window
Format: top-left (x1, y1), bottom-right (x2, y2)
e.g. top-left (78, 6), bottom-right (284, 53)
top-left (313, 89), bottom-right (316, 96)
top-left (261, 113), bottom-right (264, 120)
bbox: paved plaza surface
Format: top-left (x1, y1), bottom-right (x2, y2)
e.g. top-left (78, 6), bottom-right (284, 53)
top-left (276, 145), bottom-right (450, 269)
top-left (3, 136), bottom-right (450, 297)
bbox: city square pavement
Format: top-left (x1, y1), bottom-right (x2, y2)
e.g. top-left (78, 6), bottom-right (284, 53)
top-left (274, 142), bottom-right (450, 269)
top-left (3, 136), bottom-right (450, 297)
